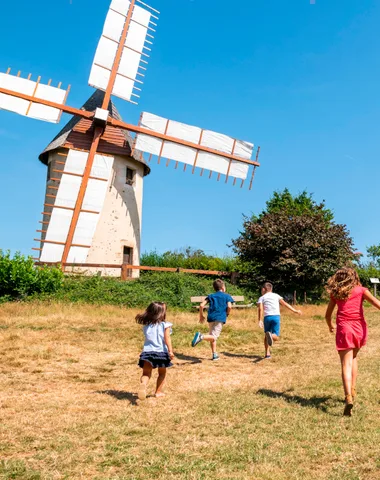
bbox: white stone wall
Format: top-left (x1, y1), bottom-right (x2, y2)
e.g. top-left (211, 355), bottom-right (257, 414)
top-left (86, 154), bottom-right (144, 278)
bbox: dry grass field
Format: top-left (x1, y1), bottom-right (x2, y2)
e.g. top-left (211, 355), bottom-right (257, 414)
top-left (1, 302), bottom-right (380, 480)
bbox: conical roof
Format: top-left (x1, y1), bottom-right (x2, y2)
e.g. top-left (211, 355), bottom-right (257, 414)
top-left (38, 90), bottom-right (150, 176)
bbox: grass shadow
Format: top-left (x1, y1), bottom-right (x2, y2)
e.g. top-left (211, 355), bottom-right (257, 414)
top-left (96, 390), bottom-right (138, 405)
top-left (222, 352), bottom-right (264, 363)
top-left (257, 388), bottom-right (335, 413)
top-left (174, 353), bottom-right (202, 365)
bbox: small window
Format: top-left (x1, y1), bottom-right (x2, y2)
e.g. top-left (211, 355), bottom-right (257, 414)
top-left (126, 167), bottom-right (136, 186)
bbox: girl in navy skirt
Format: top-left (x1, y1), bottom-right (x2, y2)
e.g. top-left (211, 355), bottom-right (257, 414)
top-left (136, 302), bottom-right (174, 400)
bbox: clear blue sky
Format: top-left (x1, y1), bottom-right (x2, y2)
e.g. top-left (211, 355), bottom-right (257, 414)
top-left (0, 0), bottom-right (379, 258)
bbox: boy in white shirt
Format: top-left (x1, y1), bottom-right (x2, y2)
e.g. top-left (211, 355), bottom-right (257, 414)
top-left (257, 282), bottom-right (302, 358)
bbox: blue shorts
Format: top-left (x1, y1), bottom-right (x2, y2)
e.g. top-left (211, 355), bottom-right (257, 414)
top-left (264, 315), bottom-right (281, 337)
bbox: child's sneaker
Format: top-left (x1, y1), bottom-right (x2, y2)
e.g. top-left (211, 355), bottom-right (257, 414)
top-left (265, 331), bottom-right (273, 346)
top-left (192, 332), bottom-right (203, 347)
top-left (212, 353), bottom-right (220, 361)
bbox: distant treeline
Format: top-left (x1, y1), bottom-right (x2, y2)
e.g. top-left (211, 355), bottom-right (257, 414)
top-left (140, 248), bottom-right (240, 272)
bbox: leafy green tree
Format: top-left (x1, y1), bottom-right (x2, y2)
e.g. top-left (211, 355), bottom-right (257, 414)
top-left (232, 190), bottom-right (354, 296)
top-left (366, 244), bottom-right (380, 267)
top-left (354, 245), bottom-right (380, 289)
top-left (260, 188), bottom-right (333, 223)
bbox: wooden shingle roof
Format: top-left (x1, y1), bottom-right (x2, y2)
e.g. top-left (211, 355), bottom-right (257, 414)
top-left (38, 90), bottom-right (150, 176)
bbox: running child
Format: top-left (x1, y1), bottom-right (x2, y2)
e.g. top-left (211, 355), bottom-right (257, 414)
top-left (325, 267), bottom-right (380, 416)
top-left (257, 282), bottom-right (302, 358)
top-left (191, 279), bottom-right (234, 361)
top-left (136, 302), bottom-right (174, 400)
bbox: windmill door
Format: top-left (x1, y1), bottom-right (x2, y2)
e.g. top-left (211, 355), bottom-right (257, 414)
top-left (123, 247), bottom-right (133, 278)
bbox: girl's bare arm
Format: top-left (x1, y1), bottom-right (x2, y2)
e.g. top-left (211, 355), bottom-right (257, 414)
top-left (363, 289), bottom-right (380, 309)
top-left (279, 299), bottom-right (302, 315)
top-left (164, 327), bottom-right (174, 359)
top-left (325, 298), bottom-right (336, 332)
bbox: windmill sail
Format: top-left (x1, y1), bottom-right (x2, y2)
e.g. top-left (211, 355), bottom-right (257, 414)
top-left (0, 72), bottom-right (68, 123)
top-left (134, 112), bottom-right (254, 180)
top-left (39, 149), bottom-right (114, 264)
top-left (89, 0), bottom-right (157, 103)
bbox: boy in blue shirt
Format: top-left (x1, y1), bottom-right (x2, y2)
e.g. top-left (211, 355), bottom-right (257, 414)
top-left (191, 279), bottom-right (234, 361)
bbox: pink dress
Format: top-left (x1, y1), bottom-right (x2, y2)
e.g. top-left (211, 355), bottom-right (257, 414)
top-left (334, 286), bottom-right (368, 351)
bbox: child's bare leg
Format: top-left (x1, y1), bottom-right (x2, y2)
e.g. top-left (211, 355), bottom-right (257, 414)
top-left (352, 348), bottom-right (360, 397)
top-left (202, 334), bottom-right (217, 353)
top-left (272, 334), bottom-right (279, 342)
top-left (339, 349), bottom-right (354, 397)
top-left (141, 362), bottom-right (152, 385)
top-left (155, 367), bottom-right (167, 397)
top-left (138, 362), bottom-right (152, 400)
top-left (264, 336), bottom-right (270, 357)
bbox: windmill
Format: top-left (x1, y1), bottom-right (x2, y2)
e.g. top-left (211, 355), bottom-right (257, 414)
top-left (0, 0), bottom-right (260, 277)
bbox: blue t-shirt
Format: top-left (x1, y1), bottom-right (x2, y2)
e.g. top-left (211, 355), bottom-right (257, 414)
top-left (142, 322), bottom-right (172, 353)
top-left (206, 291), bottom-right (234, 323)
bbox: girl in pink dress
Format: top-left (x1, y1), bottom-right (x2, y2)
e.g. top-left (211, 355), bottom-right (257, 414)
top-left (325, 267), bottom-right (380, 416)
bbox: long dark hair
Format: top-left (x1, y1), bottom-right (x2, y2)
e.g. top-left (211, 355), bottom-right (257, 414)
top-left (135, 302), bottom-right (167, 325)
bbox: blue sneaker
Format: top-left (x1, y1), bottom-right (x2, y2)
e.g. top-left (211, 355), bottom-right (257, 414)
top-left (192, 332), bottom-right (203, 347)
top-left (212, 353), bottom-right (220, 361)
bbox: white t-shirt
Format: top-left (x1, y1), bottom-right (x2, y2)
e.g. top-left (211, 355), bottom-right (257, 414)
top-left (257, 292), bottom-right (283, 317)
top-left (142, 322), bottom-right (173, 353)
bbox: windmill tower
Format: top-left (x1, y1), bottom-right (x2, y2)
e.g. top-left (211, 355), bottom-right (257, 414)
top-left (38, 90), bottom-right (150, 277)
top-left (0, 0), bottom-right (261, 277)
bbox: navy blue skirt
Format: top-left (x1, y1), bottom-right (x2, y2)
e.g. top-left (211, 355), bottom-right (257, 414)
top-left (138, 351), bottom-right (173, 369)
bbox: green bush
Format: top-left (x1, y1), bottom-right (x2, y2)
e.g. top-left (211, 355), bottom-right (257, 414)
top-left (0, 250), bottom-right (64, 300)
top-left (47, 272), bottom-right (249, 309)
top-left (0, 251), bottom-right (249, 308)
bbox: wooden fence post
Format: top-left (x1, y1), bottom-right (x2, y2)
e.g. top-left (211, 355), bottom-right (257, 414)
top-left (121, 264), bottom-right (128, 281)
